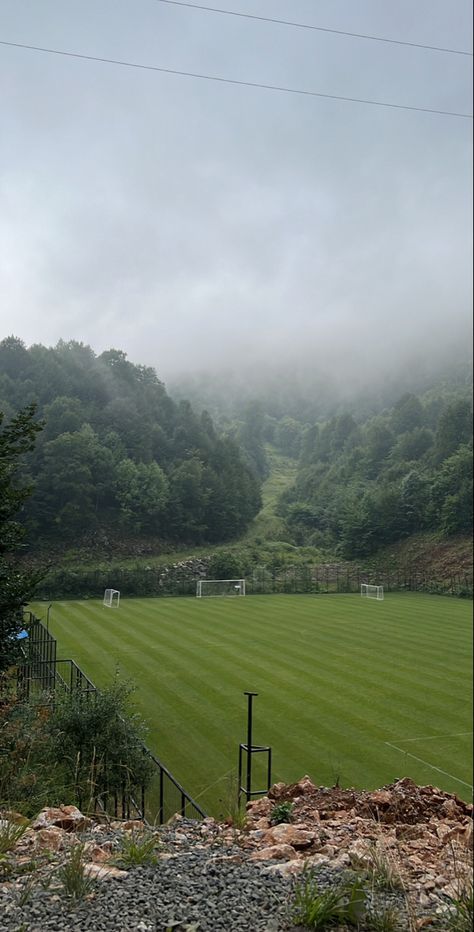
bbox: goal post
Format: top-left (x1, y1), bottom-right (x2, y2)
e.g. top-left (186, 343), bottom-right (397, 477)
top-left (103, 588), bottom-right (120, 607)
top-left (361, 584), bottom-right (384, 600)
top-left (196, 579), bottom-right (246, 598)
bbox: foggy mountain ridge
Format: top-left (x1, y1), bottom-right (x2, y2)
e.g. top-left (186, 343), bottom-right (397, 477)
top-left (168, 344), bottom-right (473, 422)
top-left (0, 1), bottom-right (471, 386)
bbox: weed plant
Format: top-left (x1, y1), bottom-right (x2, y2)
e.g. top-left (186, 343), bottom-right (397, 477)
top-left (0, 819), bottom-right (29, 855)
top-left (366, 904), bottom-right (403, 931)
top-left (291, 869), bottom-right (367, 929)
top-left (364, 842), bottom-right (404, 892)
top-left (269, 801), bottom-right (294, 824)
top-left (446, 880), bottom-right (473, 931)
top-left (15, 875), bottom-right (37, 907)
top-left (57, 844), bottom-right (96, 900)
top-left (112, 830), bottom-right (159, 867)
top-left (218, 774), bottom-right (247, 830)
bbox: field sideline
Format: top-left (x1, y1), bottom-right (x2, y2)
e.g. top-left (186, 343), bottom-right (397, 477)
top-left (30, 593), bottom-right (473, 815)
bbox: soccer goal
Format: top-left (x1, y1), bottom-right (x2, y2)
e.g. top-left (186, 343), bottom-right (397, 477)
top-left (103, 588), bottom-right (120, 608)
top-left (361, 584), bottom-right (384, 601)
top-left (196, 579), bottom-right (246, 598)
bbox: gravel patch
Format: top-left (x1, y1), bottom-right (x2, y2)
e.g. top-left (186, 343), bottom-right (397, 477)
top-left (1, 845), bottom-right (293, 932)
top-left (0, 817), bottom-right (458, 930)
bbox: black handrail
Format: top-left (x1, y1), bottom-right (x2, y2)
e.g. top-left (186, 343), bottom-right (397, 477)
top-left (19, 616), bottom-right (206, 824)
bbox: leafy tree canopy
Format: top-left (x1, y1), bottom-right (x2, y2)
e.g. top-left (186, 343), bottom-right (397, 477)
top-left (0, 404), bottom-right (43, 673)
top-left (0, 338), bottom-right (261, 548)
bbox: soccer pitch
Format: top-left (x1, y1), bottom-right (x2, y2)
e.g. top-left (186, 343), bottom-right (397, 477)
top-left (30, 593), bottom-right (473, 815)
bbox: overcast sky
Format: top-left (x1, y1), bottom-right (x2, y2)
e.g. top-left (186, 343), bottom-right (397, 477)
top-left (0, 0), bottom-right (472, 388)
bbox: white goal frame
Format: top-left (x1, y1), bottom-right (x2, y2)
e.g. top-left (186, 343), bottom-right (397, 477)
top-left (196, 579), bottom-right (246, 598)
top-left (361, 584), bottom-right (384, 601)
top-left (103, 588), bottom-right (120, 608)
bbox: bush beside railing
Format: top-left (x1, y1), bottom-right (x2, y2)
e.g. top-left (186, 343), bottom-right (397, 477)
top-left (17, 616), bottom-right (206, 825)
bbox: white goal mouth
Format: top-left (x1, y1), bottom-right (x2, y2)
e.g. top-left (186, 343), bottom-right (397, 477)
top-left (103, 588), bottom-right (120, 607)
top-left (196, 579), bottom-right (246, 598)
top-left (361, 584), bottom-right (384, 600)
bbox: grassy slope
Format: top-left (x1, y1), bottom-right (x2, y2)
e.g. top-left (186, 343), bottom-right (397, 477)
top-left (32, 593), bottom-right (473, 815)
top-left (240, 445), bottom-right (298, 544)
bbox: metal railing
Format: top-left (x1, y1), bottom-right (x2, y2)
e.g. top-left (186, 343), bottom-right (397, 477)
top-left (33, 562), bottom-right (473, 601)
top-left (18, 615), bottom-right (206, 825)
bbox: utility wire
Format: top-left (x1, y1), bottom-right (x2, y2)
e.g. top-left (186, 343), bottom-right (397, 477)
top-left (154, 0), bottom-right (473, 57)
top-left (1, 39), bottom-right (472, 119)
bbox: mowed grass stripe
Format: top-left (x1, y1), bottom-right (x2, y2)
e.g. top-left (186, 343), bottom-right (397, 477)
top-left (32, 593), bottom-right (472, 812)
top-left (62, 600), bottom-right (470, 669)
top-left (43, 596), bottom-right (470, 748)
top-left (43, 596), bottom-right (470, 736)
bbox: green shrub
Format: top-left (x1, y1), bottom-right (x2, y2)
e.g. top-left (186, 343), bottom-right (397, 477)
top-left (0, 681), bottom-right (154, 814)
top-left (0, 692), bottom-right (68, 814)
top-left (270, 801), bottom-right (294, 824)
top-left (47, 682), bottom-right (155, 809)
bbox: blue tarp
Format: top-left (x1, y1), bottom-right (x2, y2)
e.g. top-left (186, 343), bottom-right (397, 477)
top-left (16, 629), bottom-right (29, 640)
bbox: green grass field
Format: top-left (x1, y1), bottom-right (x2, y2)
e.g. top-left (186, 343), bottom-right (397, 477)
top-left (30, 593), bottom-right (473, 815)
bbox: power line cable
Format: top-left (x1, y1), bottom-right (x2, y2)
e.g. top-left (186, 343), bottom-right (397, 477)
top-left (1, 39), bottom-right (472, 119)
top-left (154, 0), bottom-right (473, 57)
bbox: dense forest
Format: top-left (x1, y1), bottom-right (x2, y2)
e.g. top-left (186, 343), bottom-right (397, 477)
top-left (0, 337), bottom-right (261, 546)
top-left (0, 336), bottom-right (472, 561)
top-left (279, 390), bottom-right (473, 556)
top-left (178, 372), bottom-right (472, 559)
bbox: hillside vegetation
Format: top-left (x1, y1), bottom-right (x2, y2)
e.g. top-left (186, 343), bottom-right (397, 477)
top-left (0, 337), bottom-right (261, 547)
top-left (279, 389), bottom-right (472, 557)
top-left (0, 337), bottom-right (472, 582)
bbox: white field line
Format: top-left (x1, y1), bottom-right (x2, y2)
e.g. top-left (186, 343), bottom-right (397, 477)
top-left (384, 742), bottom-right (473, 790)
top-left (394, 732), bottom-right (473, 743)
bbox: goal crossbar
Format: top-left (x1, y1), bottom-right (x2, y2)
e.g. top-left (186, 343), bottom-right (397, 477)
top-left (103, 588), bottom-right (120, 607)
top-left (361, 584), bottom-right (384, 600)
top-left (196, 579), bottom-right (246, 598)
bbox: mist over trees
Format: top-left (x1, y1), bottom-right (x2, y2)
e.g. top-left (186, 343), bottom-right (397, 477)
top-left (0, 336), bottom-right (471, 562)
top-left (0, 337), bottom-right (261, 546)
top-left (278, 392), bottom-right (473, 557)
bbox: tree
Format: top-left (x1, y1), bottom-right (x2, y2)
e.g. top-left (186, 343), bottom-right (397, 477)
top-left (0, 404), bottom-right (43, 675)
top-left (399, 469), bottom-right (431, 535)
top-left (363, 422), bottom-right (394, 478)
top-left (390, 393), bottom-right (424, 434)
top-left (32, 425), bottom-right (114, 537)
top-left (391, 428), bottom-right (434, 463)
top-left (434, 399), bottom-right (473, 462)
top-left (430, 444), bottom-right (473, 535)
top-left (115, 459), bottom-right (169, 533)
top-left (167, 458), bottom-right (208, 540)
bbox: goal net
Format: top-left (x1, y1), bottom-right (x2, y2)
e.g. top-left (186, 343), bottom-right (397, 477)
top-left (361, 584), bottom-right (384, 600)
top-left (196, 579), bottom-right (246, 598)
top-left (103, 588), bottom-right (120, 608)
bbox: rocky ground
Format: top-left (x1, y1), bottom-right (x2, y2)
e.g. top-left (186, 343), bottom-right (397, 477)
top-left (0, 777), bottom-right (472, 931)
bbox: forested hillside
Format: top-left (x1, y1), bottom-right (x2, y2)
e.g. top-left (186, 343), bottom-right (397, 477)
top-left (1, 336), bottom-right (471, 564)
top-left (278, 389), bottom-right (473, 557)
top-left (0, 337), bottom-right (261, 546)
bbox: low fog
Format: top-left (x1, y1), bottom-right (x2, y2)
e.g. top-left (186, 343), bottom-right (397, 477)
top-left (0, 0), bottom-right (472, 397)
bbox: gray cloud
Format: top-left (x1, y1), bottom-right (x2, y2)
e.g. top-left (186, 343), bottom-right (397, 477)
top-left (0, 0), bottom-right (472, 389)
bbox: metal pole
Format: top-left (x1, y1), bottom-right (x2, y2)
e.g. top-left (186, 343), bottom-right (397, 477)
top-left (46, 604), bottom-right (52, 632)
top-left (244, 691), bottom-right (258, 802)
